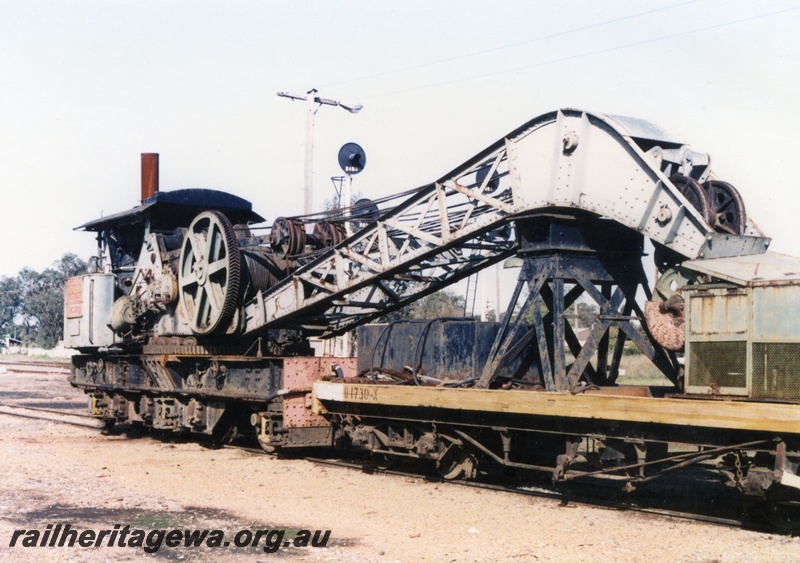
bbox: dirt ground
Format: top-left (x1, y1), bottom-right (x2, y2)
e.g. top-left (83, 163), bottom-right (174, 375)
top-left (1, 367), bottom-right (799, 562)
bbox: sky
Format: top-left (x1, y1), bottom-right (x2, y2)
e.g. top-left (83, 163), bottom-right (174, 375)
top-left (2, 0), bottom-right (800, 298)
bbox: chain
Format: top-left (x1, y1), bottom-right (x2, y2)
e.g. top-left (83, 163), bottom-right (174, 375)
top-left (734, 451), bottom-right (746, 491)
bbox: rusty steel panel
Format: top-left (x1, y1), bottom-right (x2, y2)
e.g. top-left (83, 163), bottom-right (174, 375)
top-left (283, 357), bottom-right (356, 428)
top-left (65, 277), bottom-right (83, 319)
top-left (688, 290), bottom-right (748, 337)
top-left (356, 321), bottom-right (535, 381)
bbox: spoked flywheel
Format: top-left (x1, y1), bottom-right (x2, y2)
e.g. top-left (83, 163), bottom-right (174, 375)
top-left (179, 211), bottom-right (242, 335)
top-left (703, 180), bottom-right (747, 235)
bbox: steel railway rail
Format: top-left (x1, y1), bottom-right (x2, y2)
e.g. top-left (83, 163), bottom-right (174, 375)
top-left (0, 403), bottom-right (103, 429)
top-left (0, 359), bottom-right (71, 375)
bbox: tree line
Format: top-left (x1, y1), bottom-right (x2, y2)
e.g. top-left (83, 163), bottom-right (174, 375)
top-left (0, 248), bottom-right (606, 350)
top-left (0, 253), bottom-right (89, 349)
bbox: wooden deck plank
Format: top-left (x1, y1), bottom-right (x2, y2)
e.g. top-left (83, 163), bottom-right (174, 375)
top-left (314, 382), bottom-right (800, 435)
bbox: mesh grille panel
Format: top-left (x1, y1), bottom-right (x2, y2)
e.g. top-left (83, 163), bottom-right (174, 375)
top-left (752, 343), bottom-right (800, 400)
top-left (689, 341), bottom-right (747, 389)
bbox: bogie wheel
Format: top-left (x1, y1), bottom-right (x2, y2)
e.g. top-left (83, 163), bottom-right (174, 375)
top-left (759, 485), bottom-right (800, 532)
top-left (179, 211), bottom-right (242, 335)
top-left (257, 433), bottom-right (278, 453)
top-left (436, 447), bottom-right (478, 480)
top-left (371, 452), bottom-right (397, 471)
top-left (703, 180), bottom-right (747, 235)
top-left (669, 174), bottom-right (714, 225)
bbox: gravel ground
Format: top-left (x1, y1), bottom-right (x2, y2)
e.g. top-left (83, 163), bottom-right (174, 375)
top-left (1, 368), bottom-right (799, 562)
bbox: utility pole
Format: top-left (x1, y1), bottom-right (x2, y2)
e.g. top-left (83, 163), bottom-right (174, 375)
top-left (277, 89), bottom-right (362, 215)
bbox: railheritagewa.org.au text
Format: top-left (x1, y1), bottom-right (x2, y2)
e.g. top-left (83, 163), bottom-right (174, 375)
top-left (8, 523), bottom-right (331, 554)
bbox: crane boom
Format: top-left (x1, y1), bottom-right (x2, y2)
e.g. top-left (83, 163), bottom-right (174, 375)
top-left (243, 109), bottom-right (768, 337)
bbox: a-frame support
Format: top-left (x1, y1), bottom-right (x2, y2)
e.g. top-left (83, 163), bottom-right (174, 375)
top-left (477, 212), bottom-right (681, 391)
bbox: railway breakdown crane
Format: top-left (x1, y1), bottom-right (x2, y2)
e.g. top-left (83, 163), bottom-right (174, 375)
top-left (66, 109), bottom-right (800, 528)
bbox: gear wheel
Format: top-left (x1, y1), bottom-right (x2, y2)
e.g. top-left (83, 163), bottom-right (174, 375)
top-left (179, 211), bottom-right (242, 335)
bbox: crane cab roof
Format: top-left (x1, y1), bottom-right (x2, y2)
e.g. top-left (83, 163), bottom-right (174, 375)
top-left (76, 188), bottom-right (264, 232)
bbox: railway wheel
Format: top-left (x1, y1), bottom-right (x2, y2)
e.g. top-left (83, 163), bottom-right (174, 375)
top-left (179, 211), bottom-right (242, 335)
top-left (436, 447), bottom-right (477, 480)
top-left (703, 180), bottom-right (747, 235)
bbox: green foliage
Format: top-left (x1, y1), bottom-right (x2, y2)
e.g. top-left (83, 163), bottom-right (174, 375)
top-left (519, 298), bottom-right (599, 327)
top-left (0, 276), bottom-right (21, 335)
top-left (572, 302), bottom-right (598, 328)
top-left (2, 253), bottom-right (89, 349)
top-left (378, 290), bottom-right (467, 322)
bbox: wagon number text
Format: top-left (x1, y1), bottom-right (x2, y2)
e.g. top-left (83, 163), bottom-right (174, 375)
top-left (343, 385), bottom-right (379, 402)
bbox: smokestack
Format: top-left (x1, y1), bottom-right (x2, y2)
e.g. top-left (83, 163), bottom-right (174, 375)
top-left (141, 153), bottom-right (159, 202)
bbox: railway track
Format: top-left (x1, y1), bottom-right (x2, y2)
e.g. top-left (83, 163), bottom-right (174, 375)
top-left (0, 358), bottom-right (71, 375)
top-left (0, 404), bottom-right (776, 533)
top-left (0, 402), bottom-right (102, 430)
top-left (302, 456), bottom-right (747, 530)
top-left (225, 444), bottom-right (750, 531)
top-left (0, 359), bottom-right (92, 426)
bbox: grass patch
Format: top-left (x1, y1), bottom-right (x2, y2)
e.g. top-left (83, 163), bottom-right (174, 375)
top-left (0, 353), bottom-right (70, 363)
top-left (617, 353), bottom-right (674, 386)
top-left (129, 512), bottom-right (187, 529)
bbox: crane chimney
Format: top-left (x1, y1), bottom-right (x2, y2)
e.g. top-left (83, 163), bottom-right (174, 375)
top-left (141, 153), bottom-right (159, 202)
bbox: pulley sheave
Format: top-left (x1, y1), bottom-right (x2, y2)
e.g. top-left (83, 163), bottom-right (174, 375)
top-left (669, 174), bottom-right (714, 225)
top-left (704, 180), bottom-right (747, 235)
